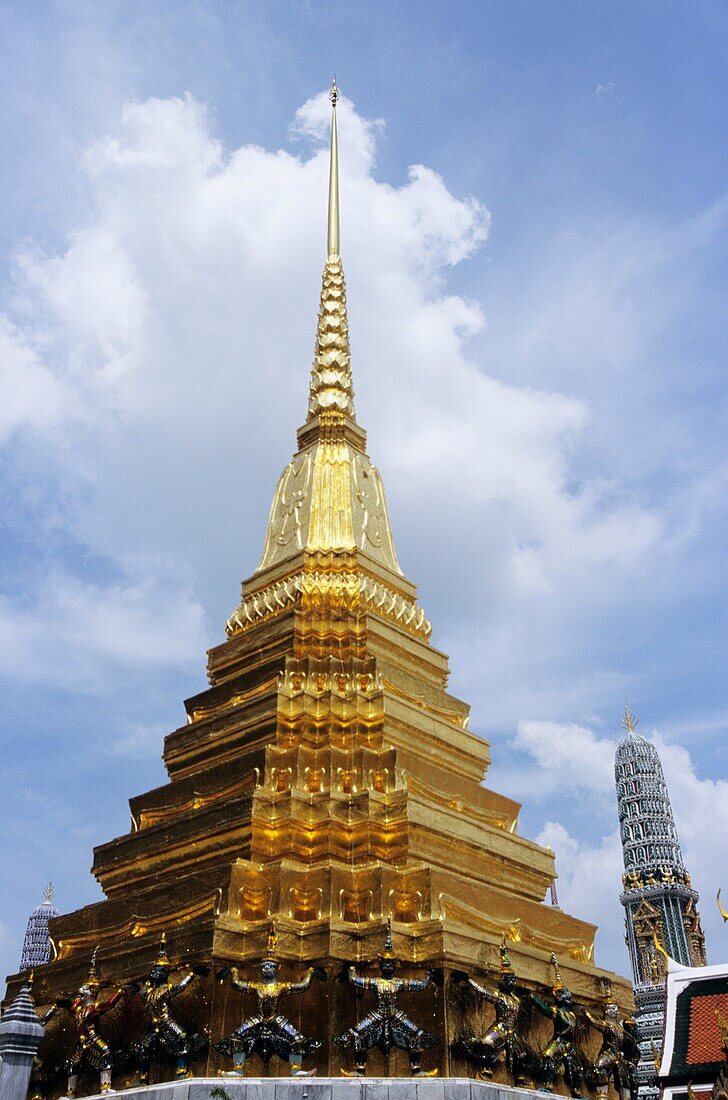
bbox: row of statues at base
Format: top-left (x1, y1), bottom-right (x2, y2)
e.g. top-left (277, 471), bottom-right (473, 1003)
top-left (216, 924), bottom-right (436, 1080)
top-left (31, 925), bottom-right (639, 1097)
top-left (34, 940), bottom-right (209, 1097)
top-left (456, 942), bottom-right (639, 1099)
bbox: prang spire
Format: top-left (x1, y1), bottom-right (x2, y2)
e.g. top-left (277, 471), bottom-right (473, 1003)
top-left (307, 79), bottom-right (355, 421)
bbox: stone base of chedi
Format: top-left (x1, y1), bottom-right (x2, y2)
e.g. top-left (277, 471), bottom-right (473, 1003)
top-left (66, 1080), bottom-right (557, 1100)
top-left (4, 83), bottom-right (632, 1096)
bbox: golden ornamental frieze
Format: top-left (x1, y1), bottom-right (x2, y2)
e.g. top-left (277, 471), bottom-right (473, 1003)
top-left (51, 890), bottom-right (222, 960)
top-left (188, 674), bottom-right (279, 723)
top-left (255, 443), bottom-right (402, 576)
top-left (227, 569), bottom-right (431, 639)
top-left (436, 896), bottom-right (593, 963)
top-left (380, 677), bottom-right (469, 729)
top-left (132, 772), bottom-right (256, 830)
top-left (406, 774), bottom-right (515, 832)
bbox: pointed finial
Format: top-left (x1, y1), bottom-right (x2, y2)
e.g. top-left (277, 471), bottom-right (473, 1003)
top-left (621, 704), bottom-right (639, 735)
top-left (327, 78), bottom-right (340, 258)
top-left (550, 952), bottom-right (564, 991)
top-left (263, 923), bottom-right (278, 961)
top-left (86, 944), bottom-right (101, 990)
top-left (379, 915), bottom-right (396, 959)
top-left (44, 882), bottom-right (54, 903)
top-left (718, 889), bottom-right (728, 923)
top-left (499, 934), bottom-right (514, 973)
top-left (155, 931), bottom-right (170, 967)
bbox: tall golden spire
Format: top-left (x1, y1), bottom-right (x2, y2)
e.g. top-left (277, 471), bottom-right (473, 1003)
top-left (307, 78), bottom-right (355, 421)
top-left (327, 77), bottom-right (340, 258)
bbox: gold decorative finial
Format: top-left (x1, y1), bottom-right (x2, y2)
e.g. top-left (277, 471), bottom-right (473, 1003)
top-left (650, 1040), bottom-right (662, 1074)
top-left (652, 929), bottom-right (669, 970)
top-left (550, 952), bottom-right (564, 991)
top-left (44, 882), bottom-right (54, 903)
top-left (498, 934), bottom-right (514, 973)
top-left (621, 705), bottom-right (639, 734)
top-left (263, 924), bottom-right (278, 961)
top-left (305, 78), bottom-right (354, 422)
top-left (327, 78), bottom-right (340, 258)
top-left (717, 889), bottom-right (728, 923)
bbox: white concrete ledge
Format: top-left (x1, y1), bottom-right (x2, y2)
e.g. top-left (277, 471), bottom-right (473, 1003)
top-left (80, 1079), bottom-right (555, 1100)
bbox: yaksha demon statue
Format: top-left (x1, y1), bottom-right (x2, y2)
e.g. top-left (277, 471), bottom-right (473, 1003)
top-left (335, 918), bottom-right (436, 1077)
top-left (46, 948), bottom-right (123, 1097)
top-left (531, 954), bottom-right (586, 1098)
top-left (457, 936), bottom-right (530, 1082)
top-left (133, 933), bottom-right (208, 1084)
top-left (584, 985), bottom-right (639, 1100)
top-left (215, 931), bottom-right (321, 1076)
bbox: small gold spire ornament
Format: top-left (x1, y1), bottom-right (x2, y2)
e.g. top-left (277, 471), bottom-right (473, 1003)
top-left (550, 951), bottom-right (564, 991)
top-left (499, 933), bottom-right (514, 973)
top-left (307, 76), bottom-right (354, 421)
top-left (717, 888), bottom-right (728, 923)
top-left (652, 929), bottom-right (670, 970)
top-left (621, 705), bottom-right (639, 734)
top-left (327, 77), bottom-right (340, 259)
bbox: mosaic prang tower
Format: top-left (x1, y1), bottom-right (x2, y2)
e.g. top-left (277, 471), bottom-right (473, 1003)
top-left (615, 707), bottom-right (707, 1098)
top-left (5, 83), bottom-right (631, 1085)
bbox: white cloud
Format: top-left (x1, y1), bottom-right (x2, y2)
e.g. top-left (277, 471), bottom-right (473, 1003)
top-left (0, 567), bottom-right (205, 690)
top-left (0, 317), bottom-right (72, 441)
top-left (513, 718), bottom-right (616, 793)
top-left (108, 721), bottom-right (171, 758)
top-left (538, 821), bottom-right (625, 968)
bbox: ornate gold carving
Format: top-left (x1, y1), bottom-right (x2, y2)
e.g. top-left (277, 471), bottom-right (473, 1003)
top-left (55, 891), bottom-right (222, 958)
top-left (136, 773), bottom-right (255, 829)
top-left (227, 569), bottom-right (430, 639)
top-left (389, 888), bottom-right (422, 923)
top-left (238, 885), bottom-right (272, 922)
top-left (255, 443), bottom-right (402, 576)
top-left (288, 884), bottom-right (323, 922)
top-left (189, 675), bottom-right (278, 722)
top-left (269, 767), bottom-right (292, 793)
top-left (339, 888), bottom-right (374, 923)
top-left (308, 257), bottom-right (353, 420)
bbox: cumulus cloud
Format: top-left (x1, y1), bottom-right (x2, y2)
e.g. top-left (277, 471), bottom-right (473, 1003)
top-left (513, 719), bottom-right (616, 794)
top-left (0, 317), bottom-right (72, 441)
top-left (0, 567), bottom-right (205, 690)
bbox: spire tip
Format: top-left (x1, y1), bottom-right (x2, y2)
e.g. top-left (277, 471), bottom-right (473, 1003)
top-left (621, 704), bottom-right (639, 735)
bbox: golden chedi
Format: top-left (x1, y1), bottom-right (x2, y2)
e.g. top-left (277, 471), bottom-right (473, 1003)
top-left (5, 82), bottom-right (631, 1089)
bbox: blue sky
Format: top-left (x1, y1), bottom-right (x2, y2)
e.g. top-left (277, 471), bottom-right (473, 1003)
top-left (0, 1), bottom-right (726, 984)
